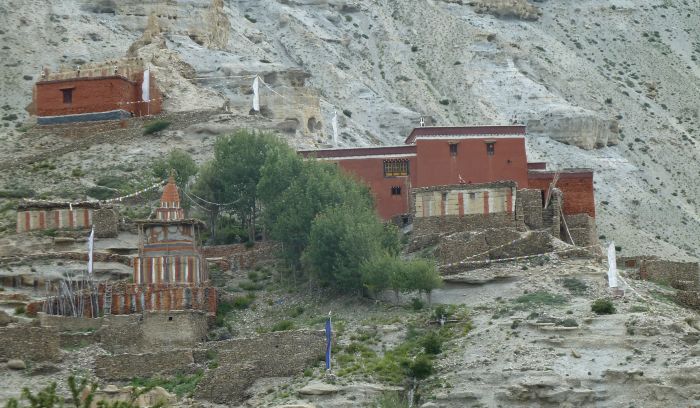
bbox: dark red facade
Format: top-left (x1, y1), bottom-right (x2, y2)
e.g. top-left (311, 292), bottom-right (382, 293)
top-left (300, 126), bottom-right (595, 220)
top-left (34, 72), bottom-right (162, 118)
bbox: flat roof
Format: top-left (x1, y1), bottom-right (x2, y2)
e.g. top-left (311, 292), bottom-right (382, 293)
top-left (405, 125), bottom-right (526, 144)
top-left (298, 145), bottom-right (416, 159)
top-left (528, 169), bottom-right (594, 179)
top-left (37, 75), bottom-right (137, 85)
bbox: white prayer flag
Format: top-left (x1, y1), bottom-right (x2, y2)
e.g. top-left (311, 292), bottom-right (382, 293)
top-left (88, 226), bottom-right (95, 276)
top-left (253, 76), bottom-right (260, 111)
top-left (332, 110), bottom-right (338, 146)
top-left (142, 69), bottom-right (150, 102)
top-left (607, 241), bottom-right (618, 288)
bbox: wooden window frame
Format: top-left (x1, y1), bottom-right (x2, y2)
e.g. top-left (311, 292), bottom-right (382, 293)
top-left (383, 159), bottom-right (409, 177)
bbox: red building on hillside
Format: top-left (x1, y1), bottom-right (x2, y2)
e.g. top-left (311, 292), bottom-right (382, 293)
top-left (31, 59), bottom-right (162, 125)
top-left (299, 125), bottom-right (595, 222)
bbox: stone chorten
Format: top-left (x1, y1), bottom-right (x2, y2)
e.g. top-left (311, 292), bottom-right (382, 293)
top-left (133, 177), bottom-right (207, 285)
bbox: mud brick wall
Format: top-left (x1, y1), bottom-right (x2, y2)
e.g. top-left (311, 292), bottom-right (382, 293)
top-left (201, 242), bottom-right (280, 270)
top-left (563, 214), bottom-right (598, 247)
top-left (95, 350), bottom-right (195, 381)
top-left (617, 256), bottom-right (658, 269)
top-left (639, 260), bottom-right (700, 290)
top-left (196, 330), bottom-right (326, 404)
top-left (0, 326), bottom-right (60, 362)
top-left (528, 170), bottom-right (595, 217)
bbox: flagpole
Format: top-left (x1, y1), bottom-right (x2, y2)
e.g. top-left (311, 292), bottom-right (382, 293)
top-left (326, 311), bottom-right (332, 372)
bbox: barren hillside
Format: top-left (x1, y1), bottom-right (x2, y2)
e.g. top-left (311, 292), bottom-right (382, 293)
top-left (0, 0), bottom-right (699, 259)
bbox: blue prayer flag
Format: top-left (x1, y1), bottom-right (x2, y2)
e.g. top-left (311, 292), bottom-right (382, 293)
top-left (325, 316), bottom-right (332, 370)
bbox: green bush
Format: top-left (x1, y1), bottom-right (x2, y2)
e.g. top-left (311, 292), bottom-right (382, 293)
top-left (408, 354), bottom-right (433, 379)
top-left (232, 294), bottom-right (255, 309)
top-left (150, 149), bottom-right (197, 186)
top-left (270, 320), bottom-right (295, 332)
top-left (557, 318), bottom-right (579, 327)
top-left (591, 299), bottom-right (616, 315)
top-left (143, 120), bottom-right (171, 135)
top-left (375, 391), bottom-right (408, 408)
top-left (14, 305), bottom-right (25, 315)
top-left (131, 371), bottom-right (203, 398)
top-left (514, 291), bottom-right (567, 307)
top-left (561, 277), bottom-right (588, 295)
top-left (420, 331), bottom-right (443, 355)
top-left (85, 186), bottom-right (115, 200)
top-left (239, 280), bottom-right (263, 291)
top-left (410, 297), bottom-right (424, 311)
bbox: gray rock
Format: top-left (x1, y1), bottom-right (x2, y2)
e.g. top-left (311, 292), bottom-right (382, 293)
top-left (298, 381), bottom-right (341, 396)
top-left (7, 359), bottom-right (26, 370)
top-left (0, 310), bottom-right (15, 327)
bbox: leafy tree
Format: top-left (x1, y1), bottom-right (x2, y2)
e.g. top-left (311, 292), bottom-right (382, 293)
top-left (404, 259), bottom-right (442, 305)
top-left (262, 159), bottom-right (374, 267)
top-left (302, 204), bottom-right (388, 292)
top-left (151, 149), bottom-right (197, 186)
top-left (194, 130), bottom-right (286, 241)
top-left (361, 254), bottom-right (397, 296)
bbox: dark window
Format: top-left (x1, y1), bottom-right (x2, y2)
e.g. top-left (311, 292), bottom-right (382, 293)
top-left (61, 88), bottom-right (73, 104)
top-left (383, 160), bottom-right (409, 177)
top-left (486, 142), bottom-right (495, 156)
top-left (168, 316), bottom-right (173, 321)
top-left (391, 186), bottom-right (402, 195)
top-left (449, 143), bottom-right (458, 156)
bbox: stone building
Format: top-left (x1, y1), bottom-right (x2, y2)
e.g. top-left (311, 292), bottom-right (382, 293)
top-left (31, 58), bottom-right (162, 125)
top-left (133, 176), bottom-right (208, 285)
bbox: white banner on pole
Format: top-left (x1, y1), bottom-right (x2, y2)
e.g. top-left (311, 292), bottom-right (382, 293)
top-left (607, 241), bottom-right (618, 288)
top-left (88, 226), bottom-right (95, 276)
top-left (252, 76), bottom-right (260, 111)
top-left (142, 69), bottom-right (150, 102)
top-left (332, 110), bottom-right (338, 146)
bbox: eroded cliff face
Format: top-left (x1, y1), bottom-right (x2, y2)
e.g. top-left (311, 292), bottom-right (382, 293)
top-left (0, 0), bottom-right (699, 259)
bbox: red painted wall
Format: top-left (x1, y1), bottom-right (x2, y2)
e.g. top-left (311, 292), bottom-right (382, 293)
top-left (528, 171), bottom-right (596, 217)
top-left (414, 138), bottom-right (529, 188)
top-left (336, 156), bottom-right (417, 219)
top-left (35, 73), bottom-right (161, 117)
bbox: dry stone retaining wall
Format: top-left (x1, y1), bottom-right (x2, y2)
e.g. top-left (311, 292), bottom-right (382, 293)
top-left (196, 330), bottom-right (326, 404)
top-left (95, 350), bottom-right (195, 380)
top-left (0, 326), bottom-right (60, 362)
top-left (639, 260), bottom-right (699, 290)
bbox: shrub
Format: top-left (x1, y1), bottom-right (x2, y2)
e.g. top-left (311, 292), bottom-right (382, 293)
top-left (557, 318), bottom-right (579, 327)
top-left (14, 305), bottom-right (25, 315)
top-left (561, 277), bottom-right (588, 295)
top-left (376, 392), bottom-right (408, 408)
top-left (143, 120), bottom-right (171, 135)
top-left (247, 271), bottom-right (260, 282)
top-left (239, 280), bottom-right (263, 291)
top-left (342, 109), bottom-right (352, 118)
top-left (232, 294), bottom-right (255, 309)
top-left (591, 298), bottom-right (616, 315)
top-left (410, 297), bottom-right (424, 311)
top-left (420, 331), bottom-right (443, 355)
top-left (514, 291), bottom-right (567, 307)
top-left (439, 99), bottom-right (450, 105)
top-left (408, 354), bottom-right (433, 379)
top-left (270, 320), bottom-right (294, 332)
top-left (85, 186), bottom-right (115, 201)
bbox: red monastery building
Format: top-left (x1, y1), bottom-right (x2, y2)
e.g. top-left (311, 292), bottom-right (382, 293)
top-left (31, 58), bottom-right (162, 125)
top-left (299, 125), bottom-right (595, 223)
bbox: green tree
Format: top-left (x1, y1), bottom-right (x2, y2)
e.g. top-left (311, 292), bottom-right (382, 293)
top-left (360, 253), bottom-right (397, 296)
top-left (194, 130), bottom-right (286, 241)
top-left (262, 159), bottom-right (374, 267)
top-left (302, 204), bottom-right (388, 293)
top-left (151, 149), bottom-right (197, 186)
top-left (404, 259), bottom-right (442, 305)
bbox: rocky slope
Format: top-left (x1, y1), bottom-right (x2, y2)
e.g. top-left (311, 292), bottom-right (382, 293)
top-left (0, 0), bottom-right (699, 259)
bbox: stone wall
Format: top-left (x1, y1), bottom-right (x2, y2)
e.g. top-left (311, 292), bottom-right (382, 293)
top-left (202, 242), bottom-right (280, 271)
top-left (196, 330), bottom-right (326, 404)
top-left (95, 350), bottom-right (195, 380)
top-left (440, 230), bottom-right (553, 274)
top-left (413, 213), bottom-right (516, 237)
top-left (563, 214), bottom-right (598, 247)
top-left (0, 326), bottom-right (61, 362)
top-left (639, 260), bottom-right (699, 290)
top-left (519, 189), bottom-right (544, 229)
top-left (98, 310), bottom-right (208, 354)
top-left (39, 313), bottom-right (104, 332)
top-left (93, 208), bottom-right (119, 238)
